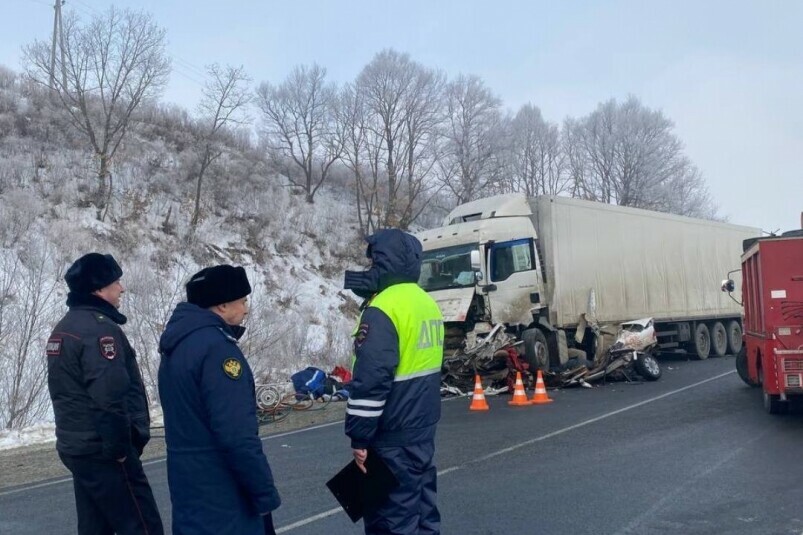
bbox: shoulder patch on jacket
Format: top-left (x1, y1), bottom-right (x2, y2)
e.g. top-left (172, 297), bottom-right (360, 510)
top-left (46, 337), bottom-right (62, 356)
top-left (355, 323), bottom-right (370, 348)
top-left (99, 336), bottom-right (117, 360)
top-left (222, 358), bottom-right (242, 380)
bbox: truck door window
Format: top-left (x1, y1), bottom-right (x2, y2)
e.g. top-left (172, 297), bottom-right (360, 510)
top-left (490, 239), bottom-right (534, 281)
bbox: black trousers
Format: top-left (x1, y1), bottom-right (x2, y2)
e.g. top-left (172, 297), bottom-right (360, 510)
top-left (59, 451), bottom-right (164, 535)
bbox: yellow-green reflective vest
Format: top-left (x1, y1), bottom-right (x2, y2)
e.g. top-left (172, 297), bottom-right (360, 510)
top-left (353, 283), bottom-right (444, 380)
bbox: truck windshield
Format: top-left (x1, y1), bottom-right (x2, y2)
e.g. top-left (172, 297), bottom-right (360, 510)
top-left (418, 244), bottom-right (479, 291)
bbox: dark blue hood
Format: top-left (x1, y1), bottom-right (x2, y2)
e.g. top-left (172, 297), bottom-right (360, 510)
top-left (344, 229), bottom-right (423, 298)
top-left (159, 302), bottom-right (243, 356)
top-left (368, 229), bottom-right (423, 291)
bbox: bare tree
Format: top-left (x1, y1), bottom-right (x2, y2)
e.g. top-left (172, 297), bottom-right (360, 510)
top-left (191, 64), bottom-right (251, 228)
top-left (439, 74), bottom-right (503, 203)
top-left (335, 83), bottom-right (381, 236)
top-left (23, 7), bottom-right (170, 220)
top-left (397, 63), bottom-right (445, 228)
top-left (509, 104), bottom-right (568, 196)
top-left (256, 64), bottom-right (341, 204)
top-left (357, 50), bottom-right (413, 226)
top-left (123, 261), bottom-right (189, 398)
top-left (650, 161), bottom-right (718, 219)
top-left (562, 116), bottom-right (590, 199)
top-left (356, 49), bottom-right (445, 228)
top-left (563, 101), bottom-right (617, 203)
top-left (562, 96), bottom-right (714, 216)
top-left (0, 241), bottom-right (61, 429)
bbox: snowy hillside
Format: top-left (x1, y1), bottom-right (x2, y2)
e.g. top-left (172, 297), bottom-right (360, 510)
top-left (0, 65), bottom-right (366, 439)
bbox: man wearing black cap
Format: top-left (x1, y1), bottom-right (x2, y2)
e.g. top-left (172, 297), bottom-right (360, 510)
top-left (46, 252), bottom-right (163, 534)
top-left (158, 265), bottom-right (281, 535)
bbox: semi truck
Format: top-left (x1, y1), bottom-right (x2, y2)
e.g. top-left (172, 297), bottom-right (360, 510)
top-left (415, 194), bottom-right (760, 381)
top-left (725, 229), bottom-right (803, 413)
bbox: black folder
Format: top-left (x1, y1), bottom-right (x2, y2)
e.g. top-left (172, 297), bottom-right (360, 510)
top-left (325, 452), bottom-right (399, 522)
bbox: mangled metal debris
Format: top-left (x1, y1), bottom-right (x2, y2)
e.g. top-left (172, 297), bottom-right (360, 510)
top-left (440, 318), bottom-right (662, 396)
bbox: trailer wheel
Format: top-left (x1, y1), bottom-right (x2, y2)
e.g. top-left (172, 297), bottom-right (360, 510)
top-left (522, 328), bottom-right (550, 372)
top-left (634, 353), bottom-right (661, 381)
top-left (692, 323), bottom-right (711, 360)
top-left (726, 320), bottom-right (742, 355)
top-left (735, 347), bottom-right (757, 386)
top-left (709, 321), bottom-right (728, 357)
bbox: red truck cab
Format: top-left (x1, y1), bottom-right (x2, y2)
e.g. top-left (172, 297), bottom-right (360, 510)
top-left (730, 231), bottom-right (803, 413)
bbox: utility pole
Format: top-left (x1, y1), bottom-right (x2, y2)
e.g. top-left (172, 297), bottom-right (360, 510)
top-left (49, 0), bottom-right (58, 88)
top-left (49, 0), bottom-right (67, 90)
top-left (58, 1), bottom-right (67, 90)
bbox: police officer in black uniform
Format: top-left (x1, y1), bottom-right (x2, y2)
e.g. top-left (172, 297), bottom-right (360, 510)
top-left (46, 252), bottom-right (163, 535)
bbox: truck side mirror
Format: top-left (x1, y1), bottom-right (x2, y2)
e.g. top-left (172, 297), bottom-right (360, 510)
top-left (721, 279), bottom-right (735, 293)
top-left (470, 250), bottom-right (481, 271)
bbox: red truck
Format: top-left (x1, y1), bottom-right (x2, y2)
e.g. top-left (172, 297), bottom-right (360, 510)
top-left (723, 227), bottom-right (803, 414)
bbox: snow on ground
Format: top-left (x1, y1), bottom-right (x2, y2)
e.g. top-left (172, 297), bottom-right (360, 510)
top-left (0, 423), bottom-right (56, 452)
top-left (0, 406), bottom-right (166, 452)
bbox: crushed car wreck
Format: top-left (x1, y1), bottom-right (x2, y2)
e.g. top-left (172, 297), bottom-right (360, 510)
top-left (439, 317), bottom-right (662, 395)
top-left (558, 318), bottom-right (662, 388)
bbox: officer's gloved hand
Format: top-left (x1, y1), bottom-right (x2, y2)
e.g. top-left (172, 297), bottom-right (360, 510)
top-left (262, 512), bottom-right (276, 535)
top-left (133, 437), bottom-right (147, 457)
top-left (132, 422), bottom-right (150, 457)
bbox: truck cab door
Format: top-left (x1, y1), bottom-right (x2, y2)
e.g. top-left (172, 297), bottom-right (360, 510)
top-left (485, 238), bottom-right (542, 327)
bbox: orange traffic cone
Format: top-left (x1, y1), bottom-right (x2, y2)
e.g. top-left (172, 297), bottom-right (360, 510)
top-left (508, 371), bottom-right (531, 406)
top-left (469, 375), bottom-right (490, 411)
top-left (530, 369), bottom-right (554, 404)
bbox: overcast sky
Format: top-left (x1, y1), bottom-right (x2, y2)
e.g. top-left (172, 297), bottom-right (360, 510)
top-left (2, 0), bottom-right (801, 233)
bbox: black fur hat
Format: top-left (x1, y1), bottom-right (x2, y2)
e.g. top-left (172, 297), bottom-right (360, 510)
top-left (64, 253), bottom-right (123, 294)
top-left (186, 265), bottom-right (251, 308)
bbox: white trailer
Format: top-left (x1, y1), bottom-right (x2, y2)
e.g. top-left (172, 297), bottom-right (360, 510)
top-left (416, 194), bottom-right (760, 373)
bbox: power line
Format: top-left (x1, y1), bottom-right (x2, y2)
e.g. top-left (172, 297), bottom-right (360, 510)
top-left (61, 0), bottom-right (210, 89)
top-left (174, 57), bottom-right (206, 78)
top-left (23, 0), bottom-right (53, 7)
top-left (58, 0), bottom-right (95, 19)
top-left (38, 0), bottom-right (214, 94)
top-left (172, 65), bottom-right (205, 87)
top-left (71, 0), bottom-right (95, 14)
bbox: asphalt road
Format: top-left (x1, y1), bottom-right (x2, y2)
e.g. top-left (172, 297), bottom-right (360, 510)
top-left (2, 355), bottom-right (802, 534)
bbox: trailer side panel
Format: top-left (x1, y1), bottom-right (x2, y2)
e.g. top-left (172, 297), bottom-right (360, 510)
top-left (533, 196), bottom-right (759, 327)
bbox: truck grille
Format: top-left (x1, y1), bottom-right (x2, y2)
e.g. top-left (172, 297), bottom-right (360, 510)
top-left (786, 374), bottom-right (802, 388)
top-left (783, 360), bottom-right (803, 372)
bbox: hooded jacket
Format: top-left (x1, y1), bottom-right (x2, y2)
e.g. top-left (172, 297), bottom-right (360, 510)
top-left (345, 229), bottom-right (445, 449)
top-left (158, 303), bottom-right (280, 535)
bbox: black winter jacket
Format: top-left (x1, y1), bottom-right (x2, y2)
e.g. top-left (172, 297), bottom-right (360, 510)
top-left (46, 293), bottom-right (150, 459)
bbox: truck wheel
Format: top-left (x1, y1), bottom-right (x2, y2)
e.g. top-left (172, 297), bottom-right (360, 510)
top-left (726, 320), bottom-right (742, 355)
top-left (764, 391), bottom-right (787, 415)
top-left (735, 347), bottom-right (757, 386)
top-left (709, 321), bottom-right (728, 357)
top-left (522, 328), bottom-right (550, 372)
top-left (634, 353), bottom-right (661, 381)
top-left (692, 323), bottom-right (711, 360)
